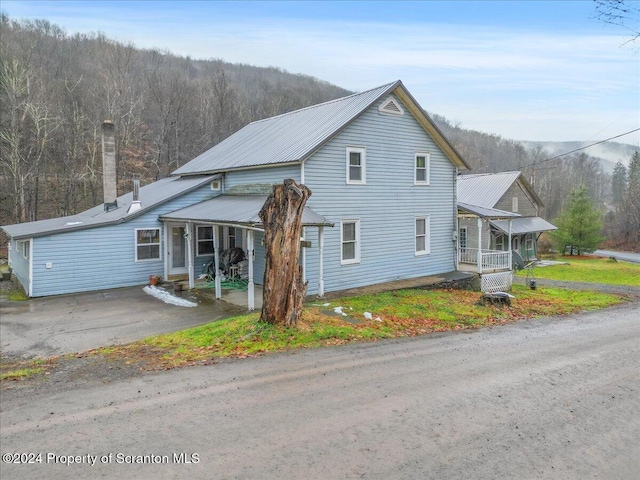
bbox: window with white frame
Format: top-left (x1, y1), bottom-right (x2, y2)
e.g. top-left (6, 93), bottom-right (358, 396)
top-left (459, 227), bottom-right (467, 249)
top-left (135, 228), bottom-right (161, 261)
top-left (227, 226), bottom-right (237, 249)
top-left (19, 240), bottom-right (30, 260)
top-left (197, 226), bottom-right (214, 255)
top-left (346, 147), bottom-right (366, 184)
top-left (415, 153), bottom-right (430, 185)
top-left (495, 233), bottom-right (505, 251)
top-left (512, 196), bottom-right (519, 212)
top-left (525, 234), bottom-right (533, 251)
top-left (415, 216), bottom-right (430, 255)
top-left (341, 219), bottom-right (360, 264)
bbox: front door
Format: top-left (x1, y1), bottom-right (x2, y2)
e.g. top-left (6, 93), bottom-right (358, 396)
top-left (169, 224), bottom-right (188, 275)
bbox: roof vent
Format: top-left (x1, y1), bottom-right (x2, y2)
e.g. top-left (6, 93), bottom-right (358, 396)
top-left (379, 97), bottom-right (404, 116)
top-left (127, 176), bottom-right (142, 215)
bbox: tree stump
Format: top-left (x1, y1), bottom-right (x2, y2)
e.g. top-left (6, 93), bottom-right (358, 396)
top-left (259, 179), bottom-right (311, 326)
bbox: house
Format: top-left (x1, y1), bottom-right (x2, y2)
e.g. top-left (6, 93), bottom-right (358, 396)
top-left (2, 80), bottom-right (471, 307)
top-left (456, 171), bottom-right (557, 286)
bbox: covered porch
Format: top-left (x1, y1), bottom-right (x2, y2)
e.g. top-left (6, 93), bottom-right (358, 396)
top-left (159, 194), bottom-right (333, 311)
top-left (457, 202), bottom-right (520, 293)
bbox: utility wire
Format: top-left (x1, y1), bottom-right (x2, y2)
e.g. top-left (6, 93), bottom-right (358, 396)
top-left (523, 127), bottom-right (640, 168)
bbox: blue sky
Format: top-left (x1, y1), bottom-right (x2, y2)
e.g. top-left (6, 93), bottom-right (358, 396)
top-left (3, 1), bottom-right (639, 146)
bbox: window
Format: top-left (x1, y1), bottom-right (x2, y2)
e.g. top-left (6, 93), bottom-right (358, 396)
top-left (415, 153), bottom-right (430, 185)
top-left (341, 220), bottom-right (360, 264)
top-left (346, 147), bottom-right (366, 184)
top-left (197, 226), bottom-right (214, 255)
top-left (135, 228), bottom-right (161, 261)
top-left (525, 234), bottom-right (533, 251)
top-left (495, 233), bottom-right (505, 251)
top-left (512, 196), bottom-right (519, 212)
top-left (459, 227), bottom-right (467, 249)
top-left (210, 179), bottom-right (221, 191)
top-left (226, 226), bottom-right (237, 249)
top-left (19, 240), bottom-right (30, 260)
top-left (415, 216), bottom-right (430, 255)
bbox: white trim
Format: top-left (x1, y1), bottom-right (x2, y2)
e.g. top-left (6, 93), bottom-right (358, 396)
top-left (318, 226), bottom-right (325, 297)
top-left (28, 238), bottom-right (33, 297)
top-left (346, 146), bottom-right (366, 185)
top-left (415, 216), bottom-right (431, 255)
top-left (186, 222), bottom-right (194, 289)
top-left (414, 152), bottom-right (430, 185)
top-left (459, 226), bottom-right (467, 249)
top-left (300, 161), bottom-right (305, 184)
top-left (512, 196), bottom-right (519, 213)
top-left (379, 97), bottom-right (405, 116)
top-left (210, 179), bottom-right (222, 191)
top-left (19, 239), bottom-right (30, 260)
top-left (340, 219), bottom-right (361, 265)
top-left (135, 228), bottom-right (161, 262)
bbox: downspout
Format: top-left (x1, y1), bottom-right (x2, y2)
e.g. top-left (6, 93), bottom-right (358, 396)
top-left (453, 168), bottom-right (459, 271)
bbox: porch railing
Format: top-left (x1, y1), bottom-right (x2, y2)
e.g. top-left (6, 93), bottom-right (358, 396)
top-left (459, 247), bottom-right (511, 272)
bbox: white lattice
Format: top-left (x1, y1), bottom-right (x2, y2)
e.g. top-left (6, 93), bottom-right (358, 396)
top-left (481, 271), bottom-right (513, 293)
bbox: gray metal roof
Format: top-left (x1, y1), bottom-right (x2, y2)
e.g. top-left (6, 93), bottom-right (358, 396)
top-left (172, 80), bottom-right (469, 175)
top-left (457, 171), bottom-right (523, 208)
top-left (458, 202), bottom-right (521, 219)
top-left (490, 217), bottom-right (557, 235)
top-left (160, 195), bottom-right (334, 228)
top-left (172, 81), bottom-right (400, 175)
top-left (1, 175), bottom-right (214, 239)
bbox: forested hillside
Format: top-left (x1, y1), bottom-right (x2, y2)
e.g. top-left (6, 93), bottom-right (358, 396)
top-left (1, 15), bottom-right (637, 248)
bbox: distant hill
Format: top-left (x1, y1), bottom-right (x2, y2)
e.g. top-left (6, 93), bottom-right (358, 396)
top-left (520, 141), bottom-right (638, 173)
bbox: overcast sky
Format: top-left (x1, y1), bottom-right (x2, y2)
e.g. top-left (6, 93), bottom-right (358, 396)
top-left (3, 0), bottom-right (639, 146)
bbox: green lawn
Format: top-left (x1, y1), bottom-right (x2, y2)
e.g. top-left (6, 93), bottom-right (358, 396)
top-left (517, 256), bottom-right (640, 286)
top-left (96, 284), bottom-right (623, 370)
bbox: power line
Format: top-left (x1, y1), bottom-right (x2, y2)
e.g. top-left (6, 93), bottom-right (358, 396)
top-left (523, 127), bottom-right (640, 168)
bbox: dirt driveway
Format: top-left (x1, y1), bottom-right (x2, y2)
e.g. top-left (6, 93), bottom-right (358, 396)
top-left (0, 286), bottom-right (244, 358)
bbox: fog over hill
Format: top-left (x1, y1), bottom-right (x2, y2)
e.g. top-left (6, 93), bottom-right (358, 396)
top-left (520, 141), bottom-right (638, 173)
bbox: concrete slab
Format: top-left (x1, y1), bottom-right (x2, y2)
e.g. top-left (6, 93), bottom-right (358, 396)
top-left (0, 285), bottom-right (245, 358)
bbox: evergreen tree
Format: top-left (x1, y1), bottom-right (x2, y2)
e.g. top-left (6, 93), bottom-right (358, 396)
top-left (551, 185), bottom-right (603, 255)
top-left (624, 151), bottom-right (640, 244)
top-left (611, 161), bottom-right (627, 208)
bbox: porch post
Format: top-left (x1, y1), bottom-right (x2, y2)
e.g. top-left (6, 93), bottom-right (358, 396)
top-left (508, 219), bottom-right (513, 270)
top-left (476, 217), bottom-right (483, 274)
top-left (247, 230), bottom-right (255, 311)
top-left (318, 226), bottom-right (325, 297)
top-left (213, 225), bottom-right (221, 299)
top-left (301, 226), bottom-right (307, 283)
top-left (186, 222), bottom-right (194, 289)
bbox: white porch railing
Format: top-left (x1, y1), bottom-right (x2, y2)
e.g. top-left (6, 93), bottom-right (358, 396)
top-left (459, 248), bottom-right (511, 272)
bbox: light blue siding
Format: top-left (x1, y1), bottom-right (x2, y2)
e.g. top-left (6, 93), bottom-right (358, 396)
top-left (30, 184), bottom-right (217, 297)
top-left (302, 94), bottom-right (457, 295)
top-left (224, 165), bottom-right (300, 191)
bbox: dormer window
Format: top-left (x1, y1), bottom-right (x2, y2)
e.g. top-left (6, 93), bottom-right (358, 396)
top-left (211, 179), bottom-right (222, 191)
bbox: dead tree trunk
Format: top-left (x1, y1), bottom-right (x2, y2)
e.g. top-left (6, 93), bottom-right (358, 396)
top-left (259, 179), bottom-right (311, 326)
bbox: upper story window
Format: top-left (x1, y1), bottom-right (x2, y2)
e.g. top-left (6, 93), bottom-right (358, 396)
top-left (415, 153), bottom-right (430, 185)
top-left (512, 196), bottom-right (519, 212)
top-left (415, 216), bottom-right (430, 255)
top-left (197, 226), bottom-right (214, 256)
top-left (135, 228), bottom-right (161, 261)
top-left (341, 219), bottom-right (361, 264)
top-left (346, 147), bottom-right (366, 185)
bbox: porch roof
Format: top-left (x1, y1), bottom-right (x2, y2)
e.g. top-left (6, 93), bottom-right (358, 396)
top-left (458, 202), bottom-right (521, 219)
top-left (490, 216), bottom-right (557, 235)
top-left (159, 194), bottom-right (334, 228)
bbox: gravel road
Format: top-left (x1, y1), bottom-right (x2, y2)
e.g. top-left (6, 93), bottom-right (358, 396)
top-left (1, 302), bottom-right (639, 479)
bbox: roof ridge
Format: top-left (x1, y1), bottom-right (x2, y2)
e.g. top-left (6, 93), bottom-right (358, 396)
top-left (250, 80), bottom-right (400, 125)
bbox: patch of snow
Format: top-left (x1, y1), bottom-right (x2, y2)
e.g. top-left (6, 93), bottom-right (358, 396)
top-left (375, 317), bottom-right (382, 322)
top-left (333, 306), bottom-right (343, 314)
top-left (311, 302), bottom-right (331, 307)
top-left (493, 291), bottom-right (516, 298)
top-left (143, 285), bottom-right (198, 307)
top-left (363, 312), bottom-right (373, 320)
